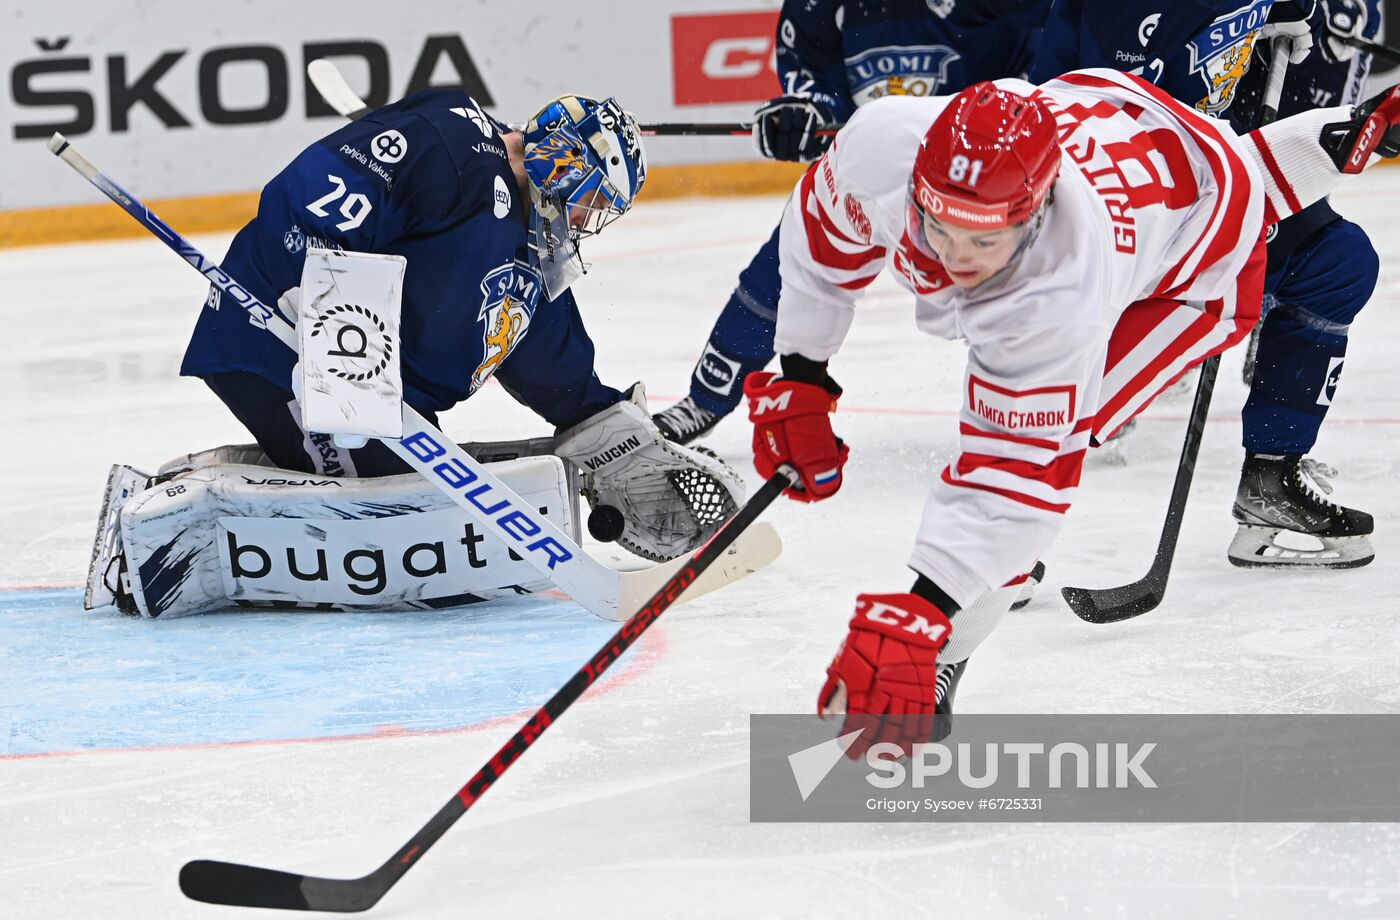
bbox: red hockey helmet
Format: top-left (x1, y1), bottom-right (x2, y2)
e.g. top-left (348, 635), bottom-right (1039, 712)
top-left (910, 83), bottom-right (1060, 231)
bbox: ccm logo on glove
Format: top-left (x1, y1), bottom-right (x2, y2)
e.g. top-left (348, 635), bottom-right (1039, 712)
top-left (744, 370), bottom-right (848, 502)
top-left (860, 597), bottom-right (949, 642)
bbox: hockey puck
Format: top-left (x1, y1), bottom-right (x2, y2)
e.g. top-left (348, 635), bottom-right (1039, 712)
top-left (587, 505), bottom-right (626, 543)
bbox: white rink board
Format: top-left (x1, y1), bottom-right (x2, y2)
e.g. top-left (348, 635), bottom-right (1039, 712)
top-left (1, 0), bottom-right (782, 209)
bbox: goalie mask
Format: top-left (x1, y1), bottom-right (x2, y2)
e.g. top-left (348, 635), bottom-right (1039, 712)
top-left (522, 95), bottom-right (648, 298)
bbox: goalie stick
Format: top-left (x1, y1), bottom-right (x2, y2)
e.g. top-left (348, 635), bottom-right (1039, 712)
top-left (47, 134), bottom-right (780, 622)
top-left (178, 469), bottom-right (792, 913)
top-left (1061, 39), bottom-right (1292, 624)
top-left (306, 58), bottom-right (841, 137)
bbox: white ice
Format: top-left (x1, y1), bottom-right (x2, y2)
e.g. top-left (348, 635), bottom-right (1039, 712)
top-left (3, 166), bottom-right (1400, 918)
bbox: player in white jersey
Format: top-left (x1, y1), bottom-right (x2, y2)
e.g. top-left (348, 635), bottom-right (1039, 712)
top-left (743, 70), bottom-right (1400, 754)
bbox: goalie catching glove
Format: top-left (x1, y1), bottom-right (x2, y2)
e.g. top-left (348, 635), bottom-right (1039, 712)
top-left (553, 384), bottom-right (745, 561)
top-left (820, 592), bottom-right (953, 760)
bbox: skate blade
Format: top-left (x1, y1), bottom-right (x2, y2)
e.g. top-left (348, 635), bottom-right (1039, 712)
top-left (1227, 524), bottom-right (1375, 569)
top-left (84, 464), bottom-right (151, 610)
top-left (1009, 560), bottom-right (1047, 611)
top-left (1087, 419), bottom-right (1136, 467)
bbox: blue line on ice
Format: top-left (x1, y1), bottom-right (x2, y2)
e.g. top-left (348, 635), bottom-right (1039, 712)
top-left (0, 589), bottom-right (638, 756)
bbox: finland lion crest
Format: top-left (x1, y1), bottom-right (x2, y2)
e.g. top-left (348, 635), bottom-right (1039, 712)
top-left (471, 262), bottom-right (542, 390)
top-left (1186, 0), bottom-right (1270, 113)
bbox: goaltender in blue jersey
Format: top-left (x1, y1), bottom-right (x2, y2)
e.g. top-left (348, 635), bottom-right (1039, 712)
top-left (85, 89), bottom-right (749, 620)
top-left (182, 89), bottom-right (628, 464)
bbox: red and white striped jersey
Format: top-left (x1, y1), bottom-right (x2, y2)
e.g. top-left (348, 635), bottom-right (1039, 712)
top-left (775, 69), bottom-right (1266, 607)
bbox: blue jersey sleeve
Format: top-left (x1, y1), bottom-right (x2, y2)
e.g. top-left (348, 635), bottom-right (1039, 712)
top-left (494, 288), bottom-right (623, 430)
top-left (776, 0), bottom-right (855, 121)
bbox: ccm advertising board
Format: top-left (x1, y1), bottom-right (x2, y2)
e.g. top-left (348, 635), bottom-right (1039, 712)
top-left (1, 0), bottom-right (781, 211)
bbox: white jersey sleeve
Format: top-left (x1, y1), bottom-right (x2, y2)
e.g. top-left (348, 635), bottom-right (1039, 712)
top-left (773, 97), bottom-right (940, 361)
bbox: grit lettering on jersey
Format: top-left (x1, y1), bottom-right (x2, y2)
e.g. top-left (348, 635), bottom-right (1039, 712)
top-left (968, 375), bottom-right (1076, 432)
top-left (1032, 91), bottom-right (1139, 254)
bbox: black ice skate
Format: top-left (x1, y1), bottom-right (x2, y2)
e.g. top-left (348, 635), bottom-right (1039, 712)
top-left (931, 657), bottom-right (968, 742)
top-left (1010, 560), bottom-right (1047, 611)
top-left (84, 463), bottom-right (152, 614)
top-left (1228, 453), bottom-right (1374, 568)
top-left (653, 395), bottom-right (722, 445)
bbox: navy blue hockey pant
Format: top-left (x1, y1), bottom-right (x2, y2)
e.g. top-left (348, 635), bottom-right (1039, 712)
top-left (686, 222), bottom-right (783, 415)
top-left (205, 372), bottom-right (432, 477)
top-left (1242, 217), bottom-right (1377, 455)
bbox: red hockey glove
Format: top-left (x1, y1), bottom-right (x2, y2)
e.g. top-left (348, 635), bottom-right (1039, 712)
top-left (744, 370), bottom-right (848, 502)
top-left (1323, 84), bottom-right (1400, 173)
top-left (818, 593), bottom-right (953, 760)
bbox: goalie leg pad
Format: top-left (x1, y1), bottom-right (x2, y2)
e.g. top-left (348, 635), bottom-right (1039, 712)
top-left (108, 456), bottom-right (579, 618)
top-left (156, 443), bottom-right (273, 478)
top-left (553, 385), bottom-right (746, 562)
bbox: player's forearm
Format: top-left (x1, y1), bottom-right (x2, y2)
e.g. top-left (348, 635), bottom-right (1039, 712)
top-left (771, 197), bottom-right (874, 360)
top-left (772, 296), bottom-right (853, 363)
top-left (772, 266), bottom-right (862, 362)
top-left (1246, 104), bottom-right (1356, 224)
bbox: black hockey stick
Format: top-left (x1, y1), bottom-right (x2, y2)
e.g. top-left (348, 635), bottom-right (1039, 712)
top-left (1345, 34), bottom-right (1400, 67)
top-left (636, 122), bottom-right (840, 138)
top-left (1061, 40), bottom-right (1291, 624)
top-left (178, 470), bottom-right (792, 912)
top-left (306, 59), bottom-right (840, 136)
top-left (1061, 357), bottom-right (1220, 622)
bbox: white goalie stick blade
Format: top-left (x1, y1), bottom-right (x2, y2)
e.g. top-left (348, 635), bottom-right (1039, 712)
top-left (307, 59), bottom-right (370, 120)
top-left (612, 522), bottom-right (782, 616)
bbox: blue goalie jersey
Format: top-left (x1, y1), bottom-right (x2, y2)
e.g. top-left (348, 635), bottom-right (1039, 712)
top-left (181, 89), bottom-right (618, 427)
top-left (779, 0), bottom-right (1051, 123)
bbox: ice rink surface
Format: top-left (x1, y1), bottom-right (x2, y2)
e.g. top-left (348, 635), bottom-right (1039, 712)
top-left (3, 165), bottom-right (1400, 917)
